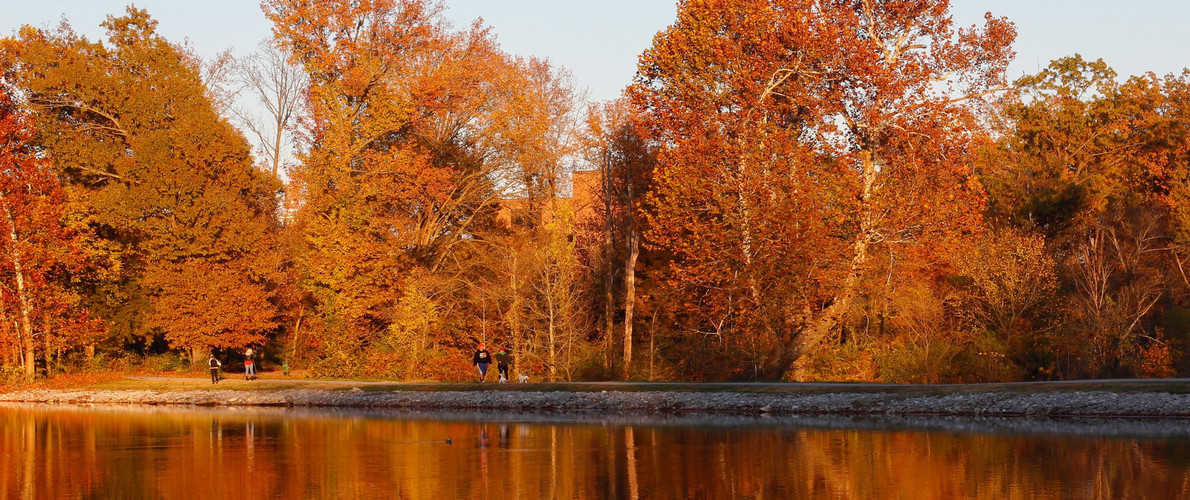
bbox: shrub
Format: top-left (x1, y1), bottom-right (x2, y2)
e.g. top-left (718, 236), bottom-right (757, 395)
top-left (876, 339), bottom-right (962, 384)
top-left (951, 331), bottom-right (1024, 383)
top-left (1122, 331), bottom-right (1176, 379)
top-left (800, 340), bottom-right (877, 382)
top-left (0, 364), bottom-right (25, 386)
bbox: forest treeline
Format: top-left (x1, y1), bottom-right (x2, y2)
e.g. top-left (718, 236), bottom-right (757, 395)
top-left (1, 0), bottom-right (1189, 383)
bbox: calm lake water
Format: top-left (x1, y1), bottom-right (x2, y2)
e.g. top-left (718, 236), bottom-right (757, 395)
top-left (3, 403), bottom-right (1189, 499)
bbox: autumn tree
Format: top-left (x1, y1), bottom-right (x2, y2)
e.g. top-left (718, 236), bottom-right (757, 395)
top-left (2, 9), bottom-right (282, 360)
top-left (0, 85), bottom-right (104, 378)
top-left (981, 57), bottom-right (1190, 378)
top-left (377, 269), bottom-right (443, 378)
top-left (955, 227), bottom-right (1057, 342)
top-left (265, 0), bottom-right (482, 371)
top-left (525, 202), bottom-right (588, 381)
top-left (631, 0), bottom-right (1015, 380)
top-left (583, 98), bottom-right (656, 378)
top-left (266, 0), bottom-right (585, 376)
top-left (981, 56), bottom-right (1140, 234)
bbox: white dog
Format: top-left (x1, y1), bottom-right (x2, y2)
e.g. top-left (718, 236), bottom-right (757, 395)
top-left (498, 373), bottom-right (507, 383)
top-left (517, 374), bottom-right (530, 383)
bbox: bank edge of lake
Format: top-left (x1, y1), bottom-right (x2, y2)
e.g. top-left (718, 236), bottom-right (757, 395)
top-left (2, 386), bottom-right (1189, 417)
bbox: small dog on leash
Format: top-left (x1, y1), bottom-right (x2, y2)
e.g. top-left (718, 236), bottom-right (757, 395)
top-left (498, 373), bottom-right (507, 383)
top-left (517, 374), bottom-right (530, 383)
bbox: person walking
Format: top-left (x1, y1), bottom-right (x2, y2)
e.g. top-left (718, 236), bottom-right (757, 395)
top-left (495, 347), bottom-right (512, 382)
top-left (473, 344), bottom-right (492, 382)
top-left (208, 354), bottom-right (222, 384)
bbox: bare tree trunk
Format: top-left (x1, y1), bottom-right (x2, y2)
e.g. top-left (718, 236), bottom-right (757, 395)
top-left (545, 258), bottom-right (561, 382)
top-left (1, 306), bottom-right (13, 366)
top-left (270, 114), bottom-right (286, 178)
top-left (604, 266), bottom-right (615, 371)
top-left (622, 228), bottom-right (639, 379)
top-left (510, 251), bottom-right (522, 380)
top-left (547, 296), bottom-right (557, 382)
top-left (3, 201), bottom-right (36, 380)
top-left (288, 306), bottom-right (303, 367)
top-left (621, 155), bottom-right (640, 379)
top-left (44, 319), bottom-right (52, 378)
top-left (22, 326), bottom-right (33, 378)
top-left (648, 310), bottom-right (657, 381)
top-left (602, 152), bottom-right (616, 371)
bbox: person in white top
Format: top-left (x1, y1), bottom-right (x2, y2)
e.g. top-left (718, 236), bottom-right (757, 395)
top-left (208, 354), bottom-right (222, 384)
top-left (244, 348), bottom-right (256, 380)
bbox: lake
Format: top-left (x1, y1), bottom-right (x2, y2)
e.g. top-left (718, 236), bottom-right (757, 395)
top-left (3, 403), bottom-right (1189, 499)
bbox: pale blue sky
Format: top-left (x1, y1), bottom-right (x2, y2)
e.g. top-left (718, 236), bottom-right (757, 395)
top-left (3, 1), bottom-right (1189, 102)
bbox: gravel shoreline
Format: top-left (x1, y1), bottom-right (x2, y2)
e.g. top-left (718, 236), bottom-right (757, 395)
top-left (2, 388), bottom-right (1189, 417)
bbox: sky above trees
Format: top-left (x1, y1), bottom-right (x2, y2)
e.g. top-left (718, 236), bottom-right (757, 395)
top-left (3, 1), bottom-right (1189, 104)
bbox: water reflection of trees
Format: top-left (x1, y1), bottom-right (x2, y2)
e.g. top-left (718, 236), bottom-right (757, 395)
top-left (2, 406), bottom-right (1188, 499)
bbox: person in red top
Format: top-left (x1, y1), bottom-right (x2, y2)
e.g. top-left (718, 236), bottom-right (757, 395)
top-left (244, 347), bottom-right (256, 381)
top-left (472, 344), bottom-right (492, 383)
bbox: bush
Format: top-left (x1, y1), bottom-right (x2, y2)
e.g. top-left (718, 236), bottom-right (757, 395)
top-left (876, 340), bottom-right (962, 384)
top-left (145, 352), bottom-right (191, 373)
top-left (0, 364), bottom-right (26, 386)
top-left (567, 346), bottom-right (617, 381)
top-left (951, 331), bottom-right (1024, 383)
top-left (1122, 331), bottom-right (1177, 379)
top-left (309, 349), bottom-right (364, 378)
top-left (800, 340), bottom-right (877, 382)
top-left (359, 346), bottom-right (473, 381)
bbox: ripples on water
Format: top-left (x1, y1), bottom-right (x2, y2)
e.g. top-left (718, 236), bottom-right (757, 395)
top-left (2, 403), bottom-right (1189, 499)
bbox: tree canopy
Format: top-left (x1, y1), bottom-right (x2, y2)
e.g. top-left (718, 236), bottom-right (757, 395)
top-left (3, 1), bottom-right (1190, 383)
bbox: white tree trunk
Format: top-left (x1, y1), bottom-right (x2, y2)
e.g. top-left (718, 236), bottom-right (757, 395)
top-left (2, 201), bottom-right (36, 379)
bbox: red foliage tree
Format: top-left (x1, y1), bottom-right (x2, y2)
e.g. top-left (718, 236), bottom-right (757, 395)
top-left (631, 0), bottom-right (1016, 379)
top-left (0, 86), bottom-right (104, 378)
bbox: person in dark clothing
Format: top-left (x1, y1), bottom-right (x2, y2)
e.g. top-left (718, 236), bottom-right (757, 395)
top-left (495, 347), bottom-right (512, 382)
top-left (208, 354), bottom-right (222, 384)
top-left (473, 344), bottom-right (492, 382)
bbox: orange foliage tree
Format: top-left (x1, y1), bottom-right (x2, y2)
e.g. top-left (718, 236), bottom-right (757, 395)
top-left (2, 9), bottom-right (282, 361)
top-left (982, 56), bottom-right (1153, 232)
top-left (631, 0), bottom-right (1016, 379)
top-left (266, 0), bottom-right (584, 377)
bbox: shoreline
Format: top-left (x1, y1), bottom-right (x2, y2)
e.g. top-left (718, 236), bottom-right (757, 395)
top-left (3, 385), bottom-right (1190, 418)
